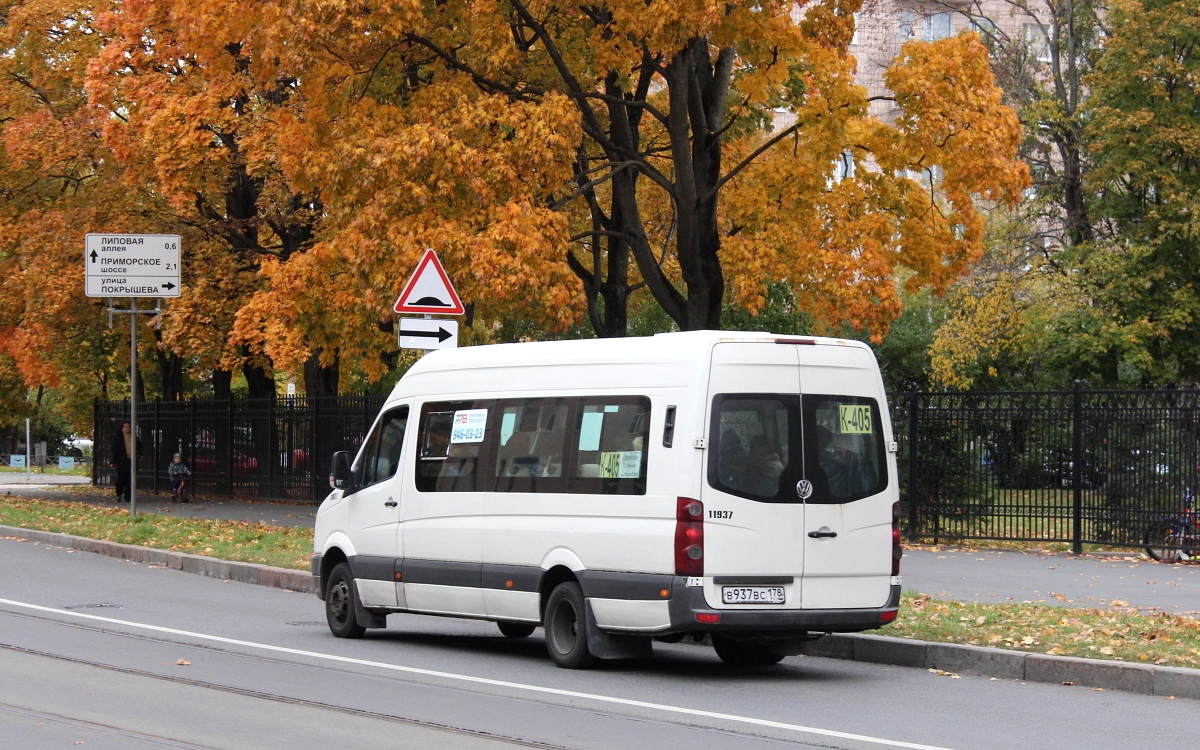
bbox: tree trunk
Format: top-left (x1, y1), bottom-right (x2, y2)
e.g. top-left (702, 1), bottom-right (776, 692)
top-left (243, 360), bottom-right (275, 398)
top-left (153, 329), bottom-right (185, 401)
top-left (303, 348), bottom-right (340, 397)
top-left (212, 369), bottom-right (232, 401)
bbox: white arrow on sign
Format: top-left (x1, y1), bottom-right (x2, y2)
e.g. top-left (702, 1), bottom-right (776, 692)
top-left (84, 233), bottom-right (181, 298)
top-left (398, 318), bottom-right (459, 351)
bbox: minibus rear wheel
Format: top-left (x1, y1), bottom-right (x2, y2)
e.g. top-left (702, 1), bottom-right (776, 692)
top-left (544, 582), bottom-right (596, 669)
top-left (712, 635), bottom-right (785, 666)
top-left (497, 622), bottom-right (536, 638)
top-left (325, 563), bottom-right (366, 639)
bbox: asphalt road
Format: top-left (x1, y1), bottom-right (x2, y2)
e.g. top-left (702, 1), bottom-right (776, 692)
top-left (8, 483), bottom-right (1200, 617)
top-left (1, 537), bottom-right (1197, 750)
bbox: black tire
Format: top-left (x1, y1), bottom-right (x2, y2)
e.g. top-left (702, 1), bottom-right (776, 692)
top-left (543, 582), bottom-right (596, 669)
top-left (325, 562), bottom-right (366, 638)
top-left (1145, 522), bottom-right (1183, 563)
top-left (497, 621), bottom-right (536, 638)
top-left (712, 635), bottom-right (786, 666)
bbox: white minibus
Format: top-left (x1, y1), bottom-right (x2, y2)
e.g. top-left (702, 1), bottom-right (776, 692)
top-left (312, 331), bottom-right (902, 668)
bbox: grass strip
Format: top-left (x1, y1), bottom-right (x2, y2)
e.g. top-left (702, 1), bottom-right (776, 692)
top-left (0, 495), bottom-right (311, 571)
top-left (893, 592), bottom-right (1200, 670)
top-left (2, 496), bottom-right (1197, 670)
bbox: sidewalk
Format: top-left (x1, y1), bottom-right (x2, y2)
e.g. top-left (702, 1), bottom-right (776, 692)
top-left (0, 481), bottom-right (317, 529)
top-left (0, 473), bottom-right (92, 486)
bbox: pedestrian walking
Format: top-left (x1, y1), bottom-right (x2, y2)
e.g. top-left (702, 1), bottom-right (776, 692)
top-left (110, 421), bottom-right (143, 503)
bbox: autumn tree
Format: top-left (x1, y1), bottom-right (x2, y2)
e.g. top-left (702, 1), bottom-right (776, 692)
top-left (916, 0), bottom-right (1105, 388)
top-left (1073, 0), bottom-right (1200, 384)
top-left (0, 0), bottom-right (153, 425)
top-left (86, 0), bottom-right (338, 397)
top-left (141, 0), bottom-right (1026, 379)
top-left (382, 0), bottom-right (1029, 337)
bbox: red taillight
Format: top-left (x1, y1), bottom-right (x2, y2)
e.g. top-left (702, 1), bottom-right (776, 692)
top-left (695, 612), bottom-right (720, 624)
top-left (880, 610), bottom-right (897, 624)
top-left (891, 502), bottom-right (902, 576)
top-left (675, 497), bottom-right (704, 576)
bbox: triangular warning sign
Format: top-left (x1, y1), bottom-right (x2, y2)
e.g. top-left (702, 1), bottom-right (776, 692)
top-left (393, 249), bottom-right (465, 315)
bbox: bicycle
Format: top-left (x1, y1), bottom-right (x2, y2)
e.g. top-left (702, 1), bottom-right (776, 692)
top-left (1143, 490), bottom-right (1200, 563)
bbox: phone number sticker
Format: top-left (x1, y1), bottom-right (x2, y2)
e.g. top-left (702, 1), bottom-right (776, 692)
top-left (450, 409), bottom-right (488, 443)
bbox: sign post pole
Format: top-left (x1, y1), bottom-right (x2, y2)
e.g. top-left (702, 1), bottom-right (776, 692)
top-left (129, 298), bottom-right (138, 516)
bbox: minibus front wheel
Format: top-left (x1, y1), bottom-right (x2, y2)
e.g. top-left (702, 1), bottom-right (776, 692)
top-left (325, 563), bottom-right (366, 639)
top-left (544, 582), bottom-right (597, 669)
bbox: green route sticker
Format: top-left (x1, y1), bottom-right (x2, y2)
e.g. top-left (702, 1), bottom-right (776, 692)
top-left (838, 404), bottom-right (872, 434)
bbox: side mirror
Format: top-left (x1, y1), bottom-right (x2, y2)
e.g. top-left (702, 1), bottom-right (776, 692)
top-left (331, 451), bottom-right (354, 491)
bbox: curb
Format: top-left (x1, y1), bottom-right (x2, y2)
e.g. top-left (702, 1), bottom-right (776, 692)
top-left (0, 525), bottom-right (314, 594)
top-left (800, 633), bottom-right (1200, 700)
top-left (3, 524), bottom-right (1197, 699)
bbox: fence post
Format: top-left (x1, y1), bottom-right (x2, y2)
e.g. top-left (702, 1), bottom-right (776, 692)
top-left (311, 395), bottom-right (320, 504)
top-left (153, 399), bottom-right (160, 495)
top-left (1072, 381), bottom-right (1083, 555)
top-left (92, 398), bottom-right (99, 487)
top-left (226, 397), bottom-right (235, 497)
top-left (188, 396), bottom-right (196, 492)
top-left (907, 391), bottom-right (920, 542)
top-left (267, 396), bottom-right (275, 499)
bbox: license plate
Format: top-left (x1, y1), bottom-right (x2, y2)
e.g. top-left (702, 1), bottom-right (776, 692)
top-left (721, 586), bottom-right (786, 605)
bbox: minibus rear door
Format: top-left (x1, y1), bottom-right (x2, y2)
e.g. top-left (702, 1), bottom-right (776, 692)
top-left (700, 342), bottom-right (806, 608)
top-left (797, 355), bottom-right (894, 610)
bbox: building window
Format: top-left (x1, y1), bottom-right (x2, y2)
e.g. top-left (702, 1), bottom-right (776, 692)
top-left (926, 12), bottom-right (951, 41)
top-left (1023, 23), bottom-right (1052, 63)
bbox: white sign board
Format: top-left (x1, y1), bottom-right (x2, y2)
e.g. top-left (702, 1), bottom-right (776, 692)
top-left (58, 456), bottom-right (75, 470)
top-left (398, 318), bottom-right (459, 350)
top-left (85, 234), bottom-right (181, 298)
top-left (450, 409), bottom-right (488, 443)
top-left (9, 455), bottom-right (25, 468)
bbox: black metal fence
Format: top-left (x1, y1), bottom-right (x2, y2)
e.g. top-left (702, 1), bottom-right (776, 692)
top-left (94, 395), bottom-right (386, 504)
top-left (95, 386), bottom-right (1200, 551)
top-left (892, 386), bottom-right (1200, 552)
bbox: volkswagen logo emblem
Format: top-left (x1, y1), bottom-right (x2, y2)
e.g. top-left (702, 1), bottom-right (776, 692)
top-left (795, 479), bottom-right (813, 500)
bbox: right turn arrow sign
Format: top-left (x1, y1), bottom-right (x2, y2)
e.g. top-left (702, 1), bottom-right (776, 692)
top-left (398, 318), bottom-right (459, 350)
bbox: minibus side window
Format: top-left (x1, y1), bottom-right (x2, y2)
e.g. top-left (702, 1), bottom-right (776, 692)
top-left (491, 399), bottom-right (569, 492)
top-left (802, 395), bottom-right (887, 503)
top-left (415, 402), bottom-right (484, 492)
top-left (569, 398), bottom-right (650, 495)
top-left (353, 407), bottom-right (408, 490)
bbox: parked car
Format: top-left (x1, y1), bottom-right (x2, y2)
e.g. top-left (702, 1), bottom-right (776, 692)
top-left (188, 441), bottom-right (259, 475)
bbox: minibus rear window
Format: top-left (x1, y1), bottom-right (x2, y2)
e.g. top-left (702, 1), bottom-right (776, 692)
top-left (803, 395), bottom-right (887, 503)
top-left (708, 394), bottom-right (887, 503)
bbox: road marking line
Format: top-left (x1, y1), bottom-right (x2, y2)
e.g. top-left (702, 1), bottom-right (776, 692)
top-left (0, 597), bottom-right (958, 750)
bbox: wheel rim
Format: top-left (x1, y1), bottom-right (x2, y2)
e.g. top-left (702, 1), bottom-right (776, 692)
top-left (329, 579), bottom-right (351, 625)
top-left (548, 599), bottom-right (579, 655)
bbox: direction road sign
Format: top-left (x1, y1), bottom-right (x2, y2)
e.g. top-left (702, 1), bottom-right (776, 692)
top-left (393, 249), bottom-right (465, 315)
top-left (85, 233), bottom-right (181, 298)
top-left (398, 318), bottom-right (459, 350)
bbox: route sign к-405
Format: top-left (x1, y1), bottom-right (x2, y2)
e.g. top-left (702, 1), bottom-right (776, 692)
top-left (85, 234), bottom-right (181, 298)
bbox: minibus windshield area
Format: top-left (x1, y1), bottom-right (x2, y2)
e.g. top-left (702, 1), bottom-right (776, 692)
top-left (709, 394), bottom-right (887, 504)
